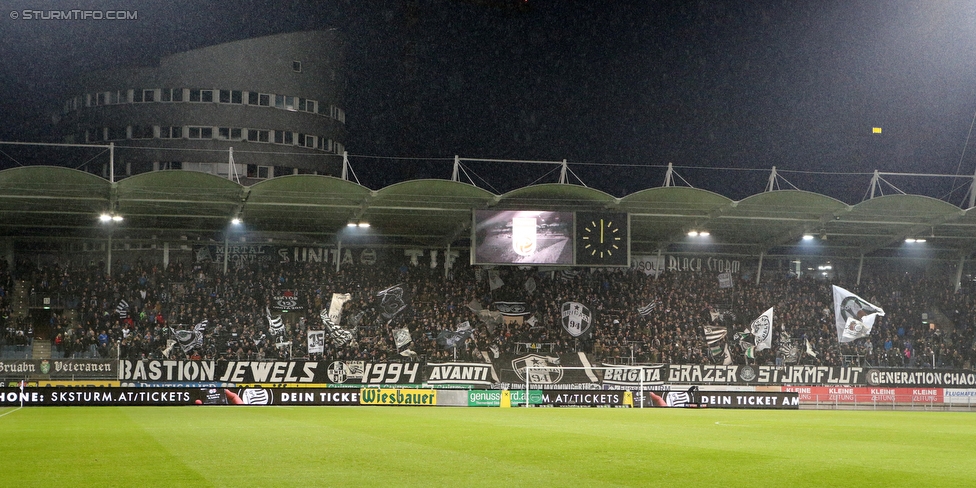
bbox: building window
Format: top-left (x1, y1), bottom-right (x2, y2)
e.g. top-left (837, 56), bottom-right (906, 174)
top-left (246, 129), bottom-right (269, 143)
top-left (219, 90), bottom-right (242, 104)
top-left (257, 165), bottom-right (273, 179)
top-left (131, 125), bottom-right (154, 139)
top-left (247, 92), bottom-right (258, 105)
top-left (189, 89), bottom-right (213, 103)
top-left (96, 92), bottom-right (106, 106)
top-left (274, 95), bottom-right (284, 109)
top-left (273, 130), bottom-right (284, 144)
top-left (292, 61), bottom-right (302, 72)
top-left (107, 126), bottom-right (126, 140)
top-left (218, 127), bottom-right (242, 140)
top-left (284, 96), bottom-right (295, 111)
top-left (131, 89), bottom-right (142, 103)
top-left (259, 93), bottom-right (271, 106)
top-left (109, 91), bottom-right (121, 104)
top-left (187, 126), bottom-right (213, 139)
top-left (143, 89), bottom-right (155, 102)
top-left (160, 88), bottom-right (183, 102)
top-left (159, 126), bottom-right (183, 139)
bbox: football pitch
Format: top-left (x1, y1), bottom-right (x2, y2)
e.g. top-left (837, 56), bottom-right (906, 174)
top-left (1, 406), bottom-right (974, 487)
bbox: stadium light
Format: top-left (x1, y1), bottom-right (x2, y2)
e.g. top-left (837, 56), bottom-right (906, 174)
top-left (358, 222), bottom-right (370, 228)
top-left (802, 234), bottom-right (814, 241)
top-left (231, 218), bottom-right (242, 225)
top-left (100, 213), bottom-right (123, 223)
top-left (687, 230), bottom-right (699, 237)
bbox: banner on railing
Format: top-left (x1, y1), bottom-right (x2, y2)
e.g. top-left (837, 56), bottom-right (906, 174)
top-left (424, 362), bottom-right (496, 386)
top-left (0, 359), bottom-right (116, 380)
top-left (864, 368), bottom-right (976, 387)
top-left (117, 360), bottom-right (423, 385)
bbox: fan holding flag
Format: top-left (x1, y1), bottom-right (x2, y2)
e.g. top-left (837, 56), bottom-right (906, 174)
top-left (832, 285), bottom-right (885, 342)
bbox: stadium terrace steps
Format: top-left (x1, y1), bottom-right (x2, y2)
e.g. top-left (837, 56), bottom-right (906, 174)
top-left (13, 279), bottom-right (29, 320)
top-left (31, 340), bottom-right (50, 359)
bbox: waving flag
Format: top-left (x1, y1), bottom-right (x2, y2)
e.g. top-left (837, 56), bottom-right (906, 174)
top-left (638, 299), bottom-right (660, 317)
top-left (266, 307), bottom-right (285, 337)
top-left (749, 307), bottom-right (774, 351)
top-left (437, 321), bottom-right (473, 350)
top-left (832, 285), bottom-right (885, 342)
top-left (116, 299), bottom-right (129, 319)
top-left (561, 302), bottom-right (593, 338)
top-left (393, 327), bottom-right (412, 349)
top-left (171, 319), bottom-right (207, 353)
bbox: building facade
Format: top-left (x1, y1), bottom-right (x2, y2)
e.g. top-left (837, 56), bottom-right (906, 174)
top-left (57, 30), bottom-right (347, 181)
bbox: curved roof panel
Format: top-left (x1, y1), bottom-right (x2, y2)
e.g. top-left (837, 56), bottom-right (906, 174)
top-left (1, 170), bottom-right (975, 258)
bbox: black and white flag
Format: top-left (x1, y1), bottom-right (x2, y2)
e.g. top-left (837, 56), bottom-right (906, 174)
top-left (117, 299), bottom-right (129, 319)
top-left (377, 284), bottom-right (410, 322)
top-left (718, 272), bottom-right (733, 289)
top-left (561, 301), bottom-right (593, 338)
top-left (393, 326), bottom-right (412, 349)
top-left (832, 285), bottom-right (885, 342)
top-left (703, 325), bottom-right (732, 365)
top-left (638, 299), bottom-right (660, 317)
top-left (320, 308), bottom-right (353, 347)
top-left (779, 337), bottom-right (800, 364)
top-left (171, 319), bottom-right (207, 353)
top-left (266, 307), bottom-right (285, 337)
top-left (307, 330), bottom-right (325, 354)
top-left (494, 301), bottom-right (530, 317)
top-left (749, 307), bottom-right (774, 351)
top-left (437, 321), bottom-right (473, 350)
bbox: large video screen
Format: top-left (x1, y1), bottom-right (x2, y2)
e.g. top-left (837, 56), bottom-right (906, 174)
top-left (472, 210), bottom-right (575, 265)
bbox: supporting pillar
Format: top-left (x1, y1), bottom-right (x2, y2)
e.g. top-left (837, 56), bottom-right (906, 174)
top-left (955, 254), bottom-right (966, 292)
top-left (755, 252), bottom-right (764, 285)
top-left (163, 241), bottom-right (170, 267)
top-left (223, 234), bottom-right (229, 275)
top-left (856, 254), bottom-right (864, 286)
top-left (106, 233), bottom-right (113, 277)
top-left (335, 239), bottom-right (342, 273)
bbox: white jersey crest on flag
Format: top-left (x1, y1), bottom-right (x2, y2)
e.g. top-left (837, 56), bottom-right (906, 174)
top-left (750, 307), bottom-right (774, 351)
top-left (832, 285), bottom-right (885, 342)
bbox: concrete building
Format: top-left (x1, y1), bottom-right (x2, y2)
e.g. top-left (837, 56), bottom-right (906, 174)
top-left (56, 30), bottom-right (347, 182)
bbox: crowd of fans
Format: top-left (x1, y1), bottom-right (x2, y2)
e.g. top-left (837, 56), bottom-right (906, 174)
top-left (1, 254), bottom-right (974, 371)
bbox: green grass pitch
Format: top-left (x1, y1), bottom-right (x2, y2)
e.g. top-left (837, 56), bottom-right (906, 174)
top-left (1, 406), bottom-right (974, 487)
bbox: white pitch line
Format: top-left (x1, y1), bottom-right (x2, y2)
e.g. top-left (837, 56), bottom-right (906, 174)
top-left (0, 407), bottom-right (22, 418)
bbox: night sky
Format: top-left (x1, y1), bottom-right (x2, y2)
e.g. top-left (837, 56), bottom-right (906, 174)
top-left (2, 0), bottom-right (976, 202)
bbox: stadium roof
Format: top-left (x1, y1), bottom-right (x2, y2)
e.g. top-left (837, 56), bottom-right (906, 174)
top-left (2, 166), bottom-right (975, 260)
